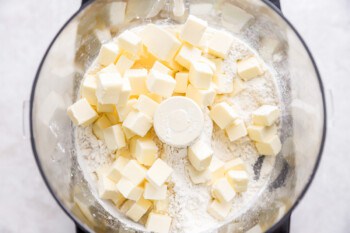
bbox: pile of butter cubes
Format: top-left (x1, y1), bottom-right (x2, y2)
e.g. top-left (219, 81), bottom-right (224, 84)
top-left (66, 14), bottom-right (282, 232)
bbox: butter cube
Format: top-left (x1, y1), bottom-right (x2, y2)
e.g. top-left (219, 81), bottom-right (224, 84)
top-left (237, 56), bottom-right (264, 81)
top-left (210, 102), bottom-right (238, 129)
top-left (96, 72), bottom-right (123, 104)
top-left (126, 198), bottom-right (152, 222)
top-left (207, 199), bottom-right (231, 220)
top-left (146, 159), bottom-right (173, 187)
top-left (175, 44), bottom-right (202, 69)
top-left (116, 178), bottom-right (144, 201)
top-left (208, 30), bottom-right (234, 58)
top-left (116, 98), bottom-right (137, 121)
top-left (152, 61), bottom-right (172, 75)
top-left (146, 70), bottom-right (176, 98)
top-left (247, 124), bottom-right (277, 142)
top-left (120, 200), bottom-right (135, 214)
top-left (145, 93), bottom-right (163, 103)
top-left (146, 212), bottom-right (172, 233)
top-left (81, 75), bottom-right (98, 105)
top-left (188, 140), bottom-right (213, 171)
top-left (186, 84), bottom-right (216, 108)
top-left (199, 56), bottom-right (216, 73)
top-left (115, 54), bottom-right (135, 75)
top-left (117, 30), bottom-right (142, 56)
top-left (154, 199), bottom-right (169, 213)
top-left (187, 165), bottom-right (210, 184)
top-left (189, 61), bottom-right (213, 89)
top-left (224, 158), bottom-right (246, 172)
top-left (222, 3), bottom-right (254, 33)
top-left (144, 182), bottom-right (167, 200)
top-left (122, 111), bottom-right (153, 137)
top-left (92, 115), bottom-right (111, 140)
top-left (140, 24), bottom-right (181, 61)
top-left (180, 15), bottom-right (208, 46)
top-left (122, 126), bottom-right (136, 140)
top-left (107, 156), bottom-right (130, 182)
top-left (255, 135), bottom-right (281, 156)
top-left (133, 138), bottom-right (159, 166)
top-left (98, 175), bottom-right (118, 200)
top-left (105, 111), bottom-right (119, 124)
top-left (98, 64), bottom-right (119, 74)
top-left (96, 103), bottom-right (115, 113)
top-left (252, 105), bottom-right (279, 126)
top-left (117, 79), bottom-right (131, 107)
top-left (232, 77), bottom-right (246, 96)
top-left (121, 160), bottom-right (147, 185)
top-left (112, 192), bottom-right (127, 207)
top-left (225, 119), bottom-right (247, 142)
top-left (213, 74), bottom-right (233, 94)
top-left (125, 69), bottom-right (149, 96)
top-left (212, 177), bottom-right (236, 203)
top-left (174, 72), bottom-right (189, 93)
top-left (208, 157), bottom-right (225, 183)
top-left (103, 124), bottom-right (126, 151)
top-left (134, 95), bottom-right (159, 118)
top-left (227, 170), bottom-right (249, 192)
top-left (97, 42), bottom-right (120, 66)
top-left (67, 98), bottom-right (98, 126)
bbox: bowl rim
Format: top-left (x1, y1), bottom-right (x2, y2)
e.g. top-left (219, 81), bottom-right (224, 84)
top-left (29, 1), bottom-right (327, 232)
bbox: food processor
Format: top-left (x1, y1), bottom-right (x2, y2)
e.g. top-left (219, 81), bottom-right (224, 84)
top-left (29, 0), bottom-right (326, 232)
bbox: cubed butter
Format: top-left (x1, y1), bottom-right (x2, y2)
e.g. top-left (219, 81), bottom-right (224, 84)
top-left (187, 165), bottom-right (211, 184)
top-left (143, 182), bottom-right (167, 200)
top-left (208, 157), bottom-right (225, 183)
top-left (188, 140), bottom-right (213, 171)
top-left (199, 56), bottom-right (216, 73)
top-left (146, 159), bottom-right (173, 187)
top-left (126, 198), bottom-right (152, 222)
top-left (117, 30), bottom-right (142, 56)
top-left (186, 84), bottom-right (216, 108)
top-left (222, 3), bottom-right (254, 33)
top-left (247, 124), bottom-right (277, 142)
top-left (252, 105), bottom-right (279, 126)
top-left (224, 158), bottom-right (246, 173)
top-left (105, 111), bottom-right (119, 124)
top-left (133, 137), bottom-right (159, 166)
top-left (116, 98), bottom-right (137, 121)
top-left (146, 70), bottom-right (176, 98)
top-left (145, 92), bottom-right (163, 103)
top-left (122, 111), bottom-right (153, 137)
top-left (103, 124), bottom-right (126, 151)
top-left (125, 68), bottom-right (149, 96)
top-left (81, 75), bottom-right (98, 105)
top-left (232, 77), bottom-right (246, 96)
top-left (212, 177), bottom-right (236, 203)
top-left (67, 98), bottom-right (98, 126)
top-left (115, 54), bottom-right (135, 75)
top-left (174, 72), bottom-right (189, 93)
top-left (107, 156), bottom-right (130, 182)
top-left (98, 63), bottom-right (119, 74)
top-left (96, 72), bottom-right (123, 104)
top-left (154, 199), bottom-right (169, 214)
top-left (152, 61), bottom-right (172, 75)
top-left (121, 160), bottom-right (147, 185)
top-left (227, 170), bottom-right (249, 192)
top-left (189, 61), bottom-right (213, 89)
top-left (175, 44), bottom-right (202, 69)
top-left (97, 42), bottom-right (121, 66)
top-left (117, 79), bottom-right (131, 107)
top-left (120, 200), bottom-right (135, 214)
top-left (97, 103), bottom-right (115, 113)
top-left (237, 56), bottom-right (264, 81)
top-left (122, 126), bottom-right (136, 140)
top-left (146, 212), bottom-right (172, 233)
top-left (134, 95), bottom-right (159, 118)
top-left (208, 30), bottom-right (234, 58)
top-left (116, 177), bottom-right (144, 201)
top-left (225, 119), bottom-right (247, 142)
top-left (180, 15), bottom-right (208, 46)
top-left (111, 191), bottom-right (126, 207)
top-left (98, 175), bottom-right (119, 200)
top-left (255, 135), bottom-right (281, 156)
top-left (140, 24), bottom-right (181, 62)
top-left (207, 199), bottom-right (231, 220)
top-left (92, 115), bottom-right (111, 140)
top-left (210, 102), bottom-right (238, 129)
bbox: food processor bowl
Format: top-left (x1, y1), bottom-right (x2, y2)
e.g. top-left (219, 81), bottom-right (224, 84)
top-left (30, 0), bottom-right (326, 232)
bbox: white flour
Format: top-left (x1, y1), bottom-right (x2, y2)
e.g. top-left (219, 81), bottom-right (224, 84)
top-left (75, 27), bottom-right (279, 233)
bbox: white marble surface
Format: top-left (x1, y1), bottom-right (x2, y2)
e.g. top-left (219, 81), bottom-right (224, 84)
top-left (0, 0), bottom-right (349, 232)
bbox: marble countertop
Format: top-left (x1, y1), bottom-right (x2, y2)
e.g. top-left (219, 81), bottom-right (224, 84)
top-left (0, 0), bottom-right (349, 232)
